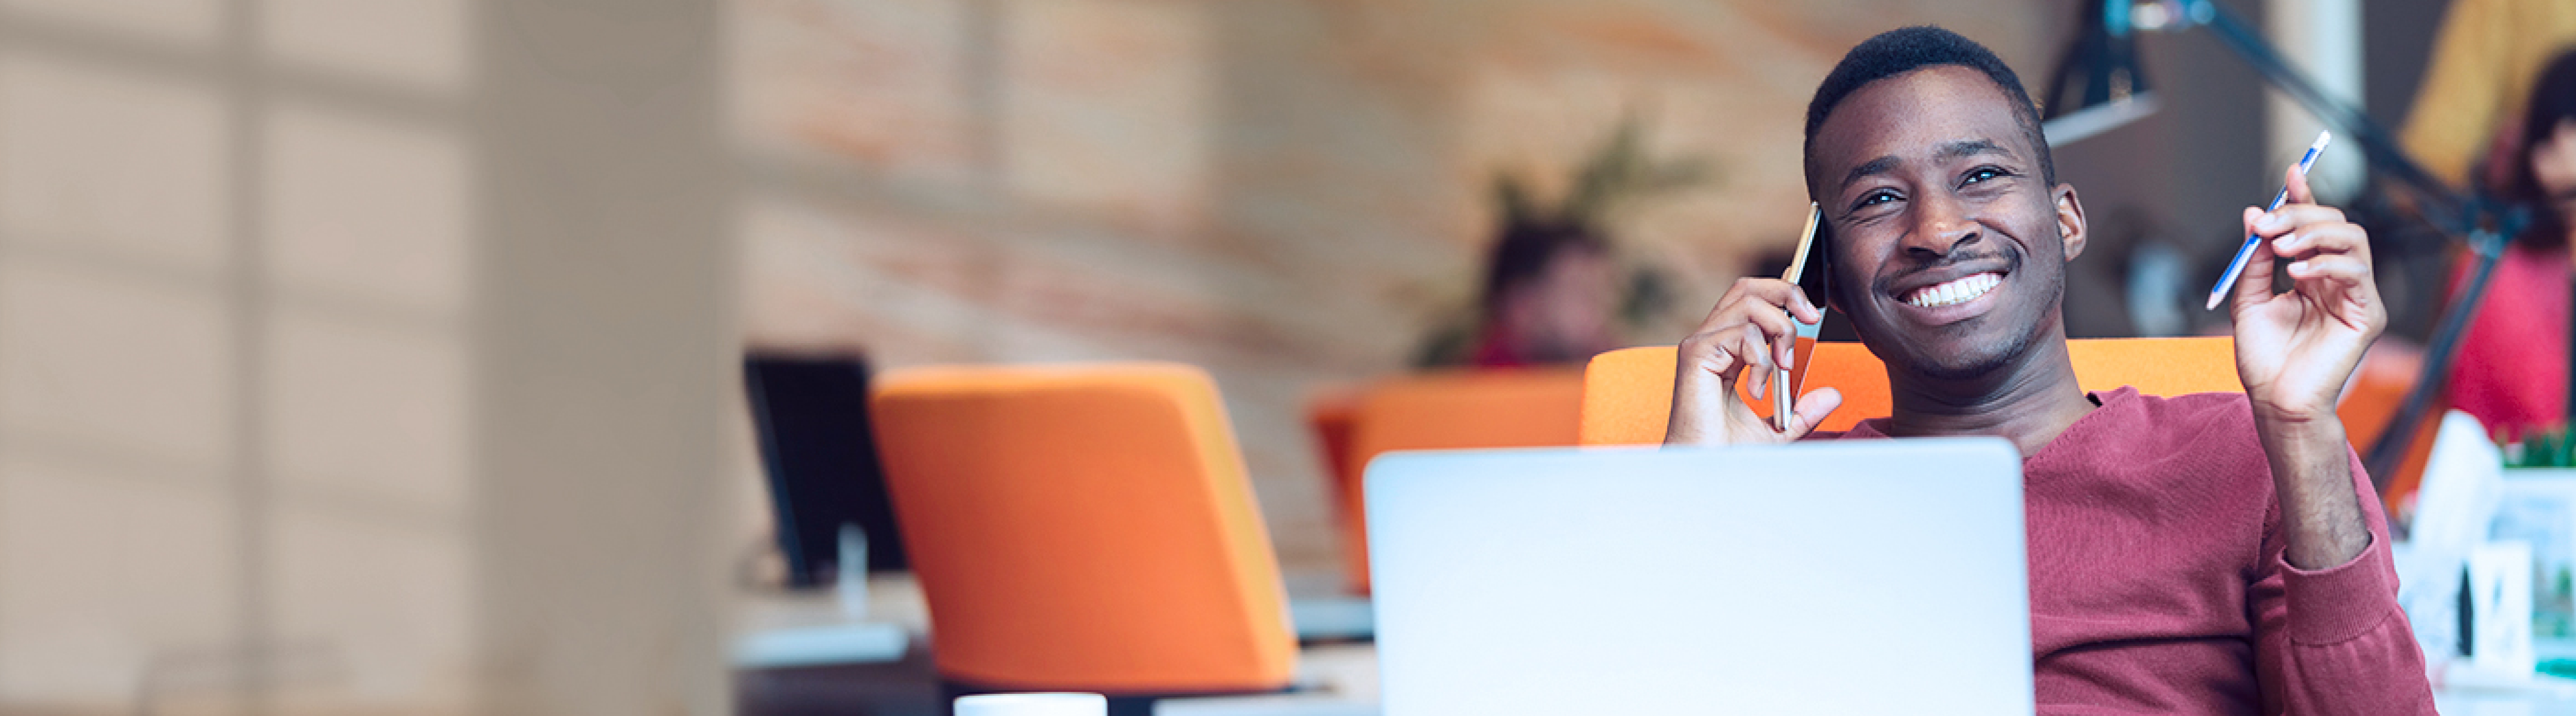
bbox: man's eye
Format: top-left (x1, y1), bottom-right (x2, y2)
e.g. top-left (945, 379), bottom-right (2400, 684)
top-left (1855, 190), bottom-right (1899, 209)
top-left (1962, 167), bottom-right (2008, 186)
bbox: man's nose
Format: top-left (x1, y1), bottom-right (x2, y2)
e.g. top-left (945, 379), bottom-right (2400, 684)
top-left (1902, 194), bottom-right (1979, 258)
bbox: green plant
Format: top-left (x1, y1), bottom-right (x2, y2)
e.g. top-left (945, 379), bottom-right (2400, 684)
top-left (2510, 424), bottom-right (2576, 468)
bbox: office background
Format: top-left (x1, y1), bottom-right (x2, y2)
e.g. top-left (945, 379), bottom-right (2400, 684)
top-left (0, 0), bottom-right (2459, 714)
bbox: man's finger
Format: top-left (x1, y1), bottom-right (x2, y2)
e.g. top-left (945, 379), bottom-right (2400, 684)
top-left (1738, 279), bottom-right (1821, 326)
top-left (1683, 332), bottom-right (1744, 379)
top-left (1694, 278), bottom-right (1815, 335)
top-left (1783, 387), bottom-right (1845, 439)
top-left (2253, 204), bottom-right (2349, 238)
top-left (1707, 300), bottom-right (1803, 374)
top-left (1788, 286), bottom-right (1823, 325)
top-left (1679, 331), bottom-right (1758, 405)
top-left (2232, 226), bottom-right (2279, 309)
top-left (1691, 279), bottom-right (1758, 336)
top-left (1667, 329), bottom-right (1754, 446)
top-left (1738, 323), bottom-right (1775, 399)
top-left (1741, 300), bottom-right (1802, 347)
top-left (2284, 162), bottom-right (2313, 205)
top-left (2287, 254), bottom-right (2371, 288)
top-left (2271, 223), bottom-right (2367, 261)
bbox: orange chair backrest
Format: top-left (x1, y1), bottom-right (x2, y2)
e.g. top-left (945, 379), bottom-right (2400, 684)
top-left (1305, 387), bottom-right (1363, 507)
top-left (1333, 369), bottom-right (1586, 592)
top-left (870, 363), bottom-right (1294, 693)
top-left (1580, 337), bottom-right (2243, 445)
top-left (2334, 349), bottom-right (2436, 514)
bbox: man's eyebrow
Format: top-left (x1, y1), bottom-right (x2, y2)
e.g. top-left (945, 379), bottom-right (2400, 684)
top-left (1934, 138), bottom-right (2010, 162)
top-left (1837, 140), bottom-right (2017, 192)
top-left (1840, 155), bottom-right (1901, 190)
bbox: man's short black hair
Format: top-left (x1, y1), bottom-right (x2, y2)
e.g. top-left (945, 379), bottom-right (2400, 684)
top-left (1801, 26), bottom-right (2055, 199)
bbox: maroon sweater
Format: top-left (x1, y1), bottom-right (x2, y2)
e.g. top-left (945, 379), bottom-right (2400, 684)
top-left (1819, 387), bottom-right (2435, 715)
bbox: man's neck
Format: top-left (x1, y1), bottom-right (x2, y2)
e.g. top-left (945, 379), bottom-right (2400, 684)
top-left (1881, 328), bottom-right (2094, 458)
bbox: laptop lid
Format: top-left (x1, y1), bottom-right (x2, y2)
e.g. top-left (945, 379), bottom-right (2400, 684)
top-left (1366, 439), bottom-right (2031, 715)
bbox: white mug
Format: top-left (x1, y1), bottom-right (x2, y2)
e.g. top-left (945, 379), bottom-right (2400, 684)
top-left (953, 692), bottom-right (1107, 716)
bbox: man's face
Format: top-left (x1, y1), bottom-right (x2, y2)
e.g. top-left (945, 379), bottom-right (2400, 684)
top-left (1809, 66), bottom-right (2084, 381)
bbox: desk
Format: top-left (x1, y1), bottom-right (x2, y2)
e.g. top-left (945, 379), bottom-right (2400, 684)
top-left (733, 575), bottom-right (931, 669)
top-left (2436, 651), bottom-right (2576, 715)
top-left (736, 634), bottom-right (946, 716)
top-left (746, 631), bottom-right (2547, 716)
top-left (2440, 682), bottom-right (2576, 715)
top-left (743, 573), bottom-right (2506, 714)
top-left (735, 572), bottom-right (1382, 716)
top-left (737, 641), bottom-right (1381, 716)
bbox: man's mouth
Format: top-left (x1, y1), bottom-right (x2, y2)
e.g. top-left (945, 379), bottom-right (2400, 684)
top-left (1899, 271), bottom-right (2004, 308)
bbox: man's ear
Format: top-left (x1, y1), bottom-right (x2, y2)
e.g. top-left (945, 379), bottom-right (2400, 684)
top-left (2054, 183), bottom-right (2088, 262)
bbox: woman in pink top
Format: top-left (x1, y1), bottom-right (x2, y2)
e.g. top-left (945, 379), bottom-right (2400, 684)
top-left (2449, 49), bottom-right (2576, 439)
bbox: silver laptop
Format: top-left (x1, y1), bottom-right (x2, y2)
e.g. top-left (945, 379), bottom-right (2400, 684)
top-left (1366, 439), bottom-right (2033, 715)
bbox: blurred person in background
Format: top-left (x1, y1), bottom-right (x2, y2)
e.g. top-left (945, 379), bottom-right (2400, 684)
top-left (1463, 219), bottom-right (1624, 367)
top-left (1416, 117), bottom-right (1705, 368)
top-left (2445, 48), bottom-right (2576, 440)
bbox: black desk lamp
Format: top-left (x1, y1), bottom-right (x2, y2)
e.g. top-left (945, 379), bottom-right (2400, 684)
top-left (2041, 0), bottom-right (2162, 146)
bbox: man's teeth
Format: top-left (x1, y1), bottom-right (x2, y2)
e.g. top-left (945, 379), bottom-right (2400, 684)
top-left (1904, 273), bottom-right (2002, 308)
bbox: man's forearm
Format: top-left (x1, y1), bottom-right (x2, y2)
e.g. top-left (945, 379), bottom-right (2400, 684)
top-left (2252, 413), bottom-right (2372, 570)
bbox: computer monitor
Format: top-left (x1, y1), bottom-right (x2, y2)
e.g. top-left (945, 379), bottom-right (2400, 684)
top-left (744, 354), bottom-right (909, 587)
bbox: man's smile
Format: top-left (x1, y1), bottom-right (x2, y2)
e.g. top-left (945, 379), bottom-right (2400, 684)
top-left (1899, 271), bottom-right (2002, 308)
top-left (1881, 249), bottom-right (2018, 326)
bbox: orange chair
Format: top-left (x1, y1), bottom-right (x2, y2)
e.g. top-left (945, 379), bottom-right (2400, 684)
top-left (870, 363), bottom-right (1294, 693)
top-left (1580, 337), bottom-right (2244, 445)
top-left (2335, 347), bottom-right (2439, 516)
top-left (1325, 369), bottom-right (1586, 592)
top-left (1304, 387), bottom-right (1363, 518)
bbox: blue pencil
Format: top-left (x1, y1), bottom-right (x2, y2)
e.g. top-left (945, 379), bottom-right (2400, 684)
top-left (2207, 130), bottom-right (2332, 311)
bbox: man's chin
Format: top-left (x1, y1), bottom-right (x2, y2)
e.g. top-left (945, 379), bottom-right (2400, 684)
top-left (1903, 334), bottom-right (2032, 382)
top-left (1913, 353), bottom-right (2015, 381)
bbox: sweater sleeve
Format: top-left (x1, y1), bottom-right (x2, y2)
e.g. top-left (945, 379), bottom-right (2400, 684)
top-left (2247, 449), bottom-right (2437, 715)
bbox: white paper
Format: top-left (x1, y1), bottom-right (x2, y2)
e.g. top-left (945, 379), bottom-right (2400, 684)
top-left (2470, 540), bottom-right (2537, 676)
top-left (2406, 410), bottom-right (2507, 666)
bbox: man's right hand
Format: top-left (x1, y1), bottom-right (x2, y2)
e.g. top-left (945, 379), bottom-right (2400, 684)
top-left (1665, 277), bottom-right (1843, 445)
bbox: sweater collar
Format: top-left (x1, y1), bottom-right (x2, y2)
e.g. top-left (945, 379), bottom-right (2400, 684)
top-left (1840, 385), bottom-right (2142, 465)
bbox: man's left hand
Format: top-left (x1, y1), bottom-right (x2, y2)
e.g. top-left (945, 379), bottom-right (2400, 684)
top-left (2230, 164), bottom-right (2383, 570)
top-left (2230, 165), bottom-right (2387, 426)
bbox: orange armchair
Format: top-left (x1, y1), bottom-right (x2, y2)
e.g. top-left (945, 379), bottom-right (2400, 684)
top-left (870, 363), bottom-right (1295, 693)
top-left (1580, 337), bottom-right (2244, 445)
top-left (1313, 369), bottom-right (1586, 593)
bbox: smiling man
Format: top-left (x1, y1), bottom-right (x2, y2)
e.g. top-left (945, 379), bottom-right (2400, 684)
top-left (1665, 27), bottom-right (2436, 714)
